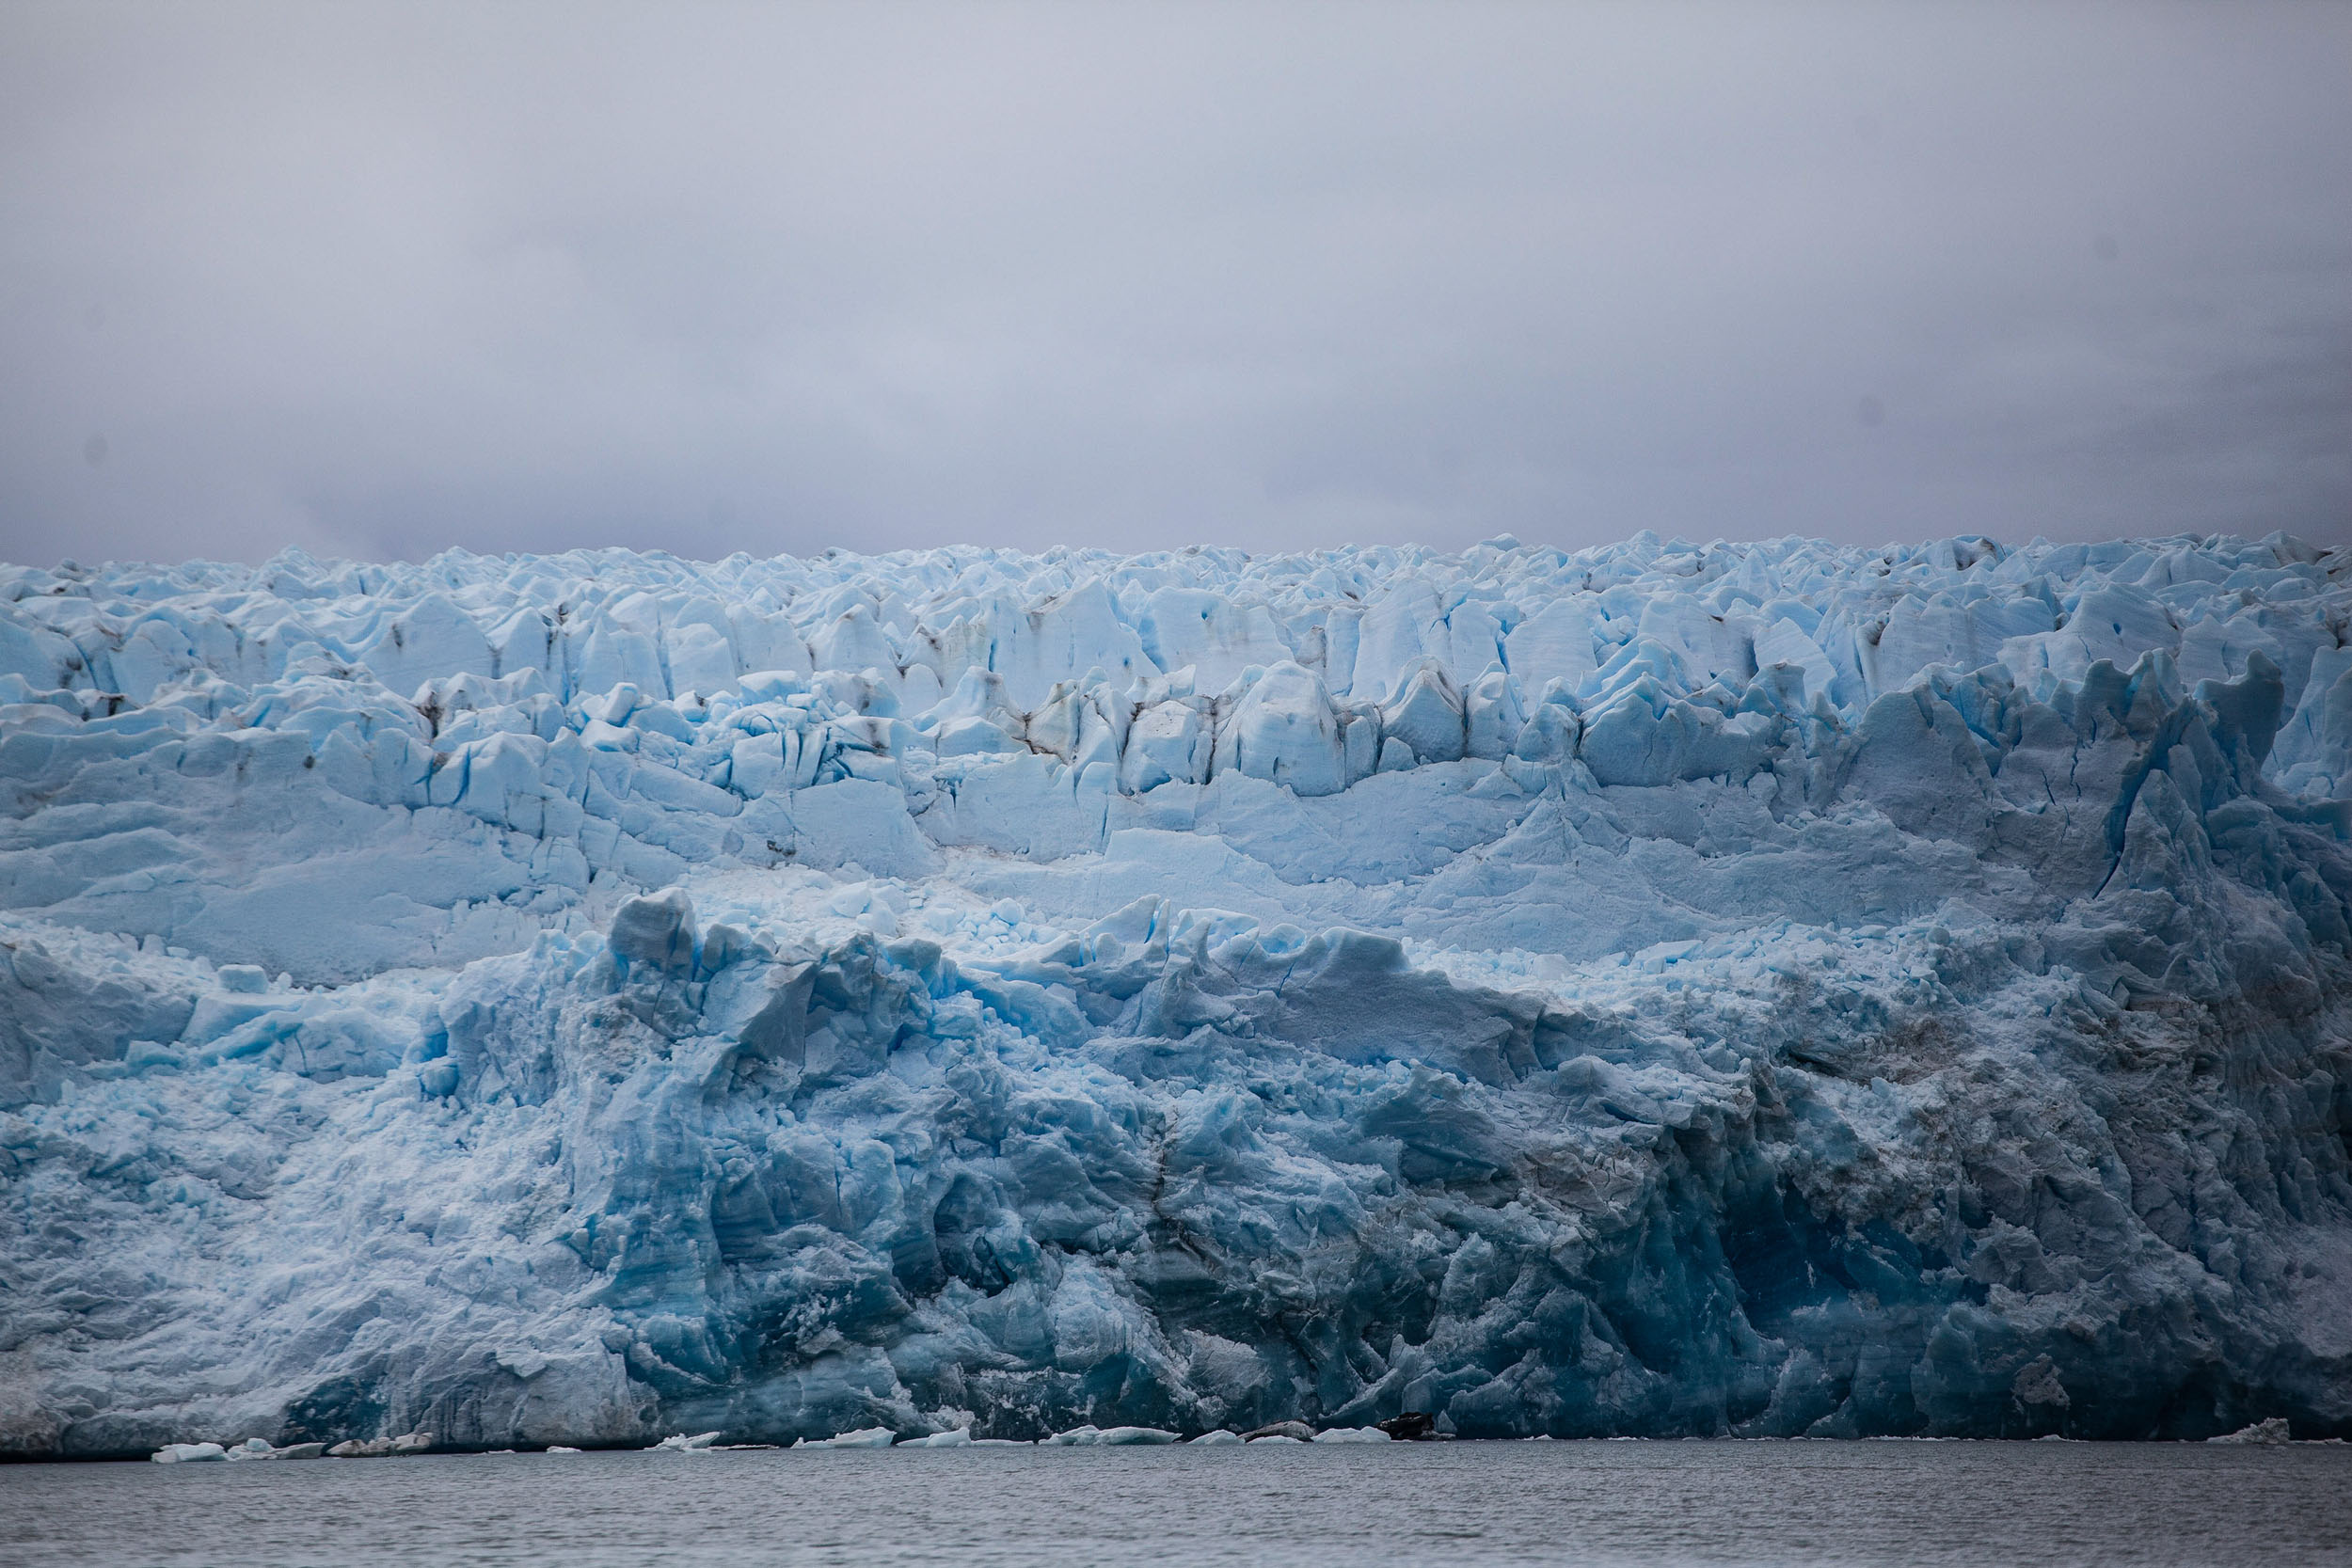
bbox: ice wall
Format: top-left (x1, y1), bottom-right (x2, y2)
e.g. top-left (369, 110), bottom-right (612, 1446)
top-left (5, 531), bottom-right (2352, 1451)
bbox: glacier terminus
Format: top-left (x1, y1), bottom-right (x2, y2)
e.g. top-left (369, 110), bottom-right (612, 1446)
top-left (4, 531), bottom-right (2351, 1454)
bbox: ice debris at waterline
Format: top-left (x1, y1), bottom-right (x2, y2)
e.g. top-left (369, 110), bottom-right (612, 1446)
top-left (4, 532), bottom-right (2352, 1455)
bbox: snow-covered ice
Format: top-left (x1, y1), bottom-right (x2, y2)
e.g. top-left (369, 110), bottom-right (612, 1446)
top-left (5, 531), bottom-right (2352, 1452)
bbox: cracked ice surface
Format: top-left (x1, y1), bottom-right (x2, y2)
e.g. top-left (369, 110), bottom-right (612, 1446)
top-left (5, 531), bottom-right (2352, 1452)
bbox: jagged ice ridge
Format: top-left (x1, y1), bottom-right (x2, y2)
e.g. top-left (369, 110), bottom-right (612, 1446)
top-left (4, 531), bottom-right (2352, 1453)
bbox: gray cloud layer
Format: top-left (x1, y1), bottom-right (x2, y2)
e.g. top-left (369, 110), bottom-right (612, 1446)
top-left (3, 1), bottom-right (2346, 565)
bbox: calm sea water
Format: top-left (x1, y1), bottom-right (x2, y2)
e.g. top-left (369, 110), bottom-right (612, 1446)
top-left (5, 1440), bottom-right (2348, 1568)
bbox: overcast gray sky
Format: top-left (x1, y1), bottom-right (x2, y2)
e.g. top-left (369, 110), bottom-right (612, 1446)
top-left (2, 1), bottom-right (2346, 566)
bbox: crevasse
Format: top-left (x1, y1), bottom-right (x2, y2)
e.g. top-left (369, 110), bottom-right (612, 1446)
top-left (3, 531), bottom-right (2350, 1452)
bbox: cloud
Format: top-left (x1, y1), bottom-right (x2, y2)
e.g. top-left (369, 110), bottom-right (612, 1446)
top-left (1, 0), bottom-right (2345, 565)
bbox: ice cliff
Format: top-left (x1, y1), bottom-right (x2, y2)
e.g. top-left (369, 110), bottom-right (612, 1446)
top-left (5, 531), bottom-right (2352, 1452)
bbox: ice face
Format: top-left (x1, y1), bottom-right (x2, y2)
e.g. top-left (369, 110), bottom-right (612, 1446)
top-left (4, 532), bottom-right (2352, 1453)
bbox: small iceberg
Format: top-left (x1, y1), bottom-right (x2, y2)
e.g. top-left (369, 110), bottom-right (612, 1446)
top-left (1242, 1421), bottom-right (1314, 1444)
top-left (2210, 1418), bottom-right (2295, 1446)
top-left (899, 1428), bottom-right (974, 1448)
top-left (1098, 1426), bottom-right (1180, 1446)
top-left (809, 1426), bottom-right (897, 1449)
top-left (326, 1432), bottom-right (433, 1458)
top-left (151, 1443), bottom-right (228, 1464)
top-left (225, 1437), bottom-right (326, 1461)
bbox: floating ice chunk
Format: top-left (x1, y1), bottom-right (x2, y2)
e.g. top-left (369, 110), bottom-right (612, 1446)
top-left (1043, 1425), bottom-right (1104, 1446)
top-left (651, 1431), bottom-right (724, 1451)
top-left (151, 1443), bottom-right (228, 1463)
top-left (811, 1427), bottom-right (898, 1449)
top-left (1243, 1422), bottom-right (1315, 1444)
top-left (1097, 1426), bottom-right (1181, 1445)
top-left (1311, 1427), bottom-right (1391, 1443)
top-left (2209, 1418), bottom-right (2295, 1446)
top-left (325, 1432), bottom-right (434, 1457)
top-left (1188, 1430), bottom-right (1244, 1446)
top-left (901, 1427), bottom-right (974, 1447)
top-left (225, 1436), bottom-right (327, 1460)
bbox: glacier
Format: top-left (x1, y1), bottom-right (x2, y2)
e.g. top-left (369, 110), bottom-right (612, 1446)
top-left (4, 531), bottom-right (2352, 1453)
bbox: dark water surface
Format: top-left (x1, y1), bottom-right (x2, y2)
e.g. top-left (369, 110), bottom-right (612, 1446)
top-left (5, 1440), bottom-right (2348, 1568)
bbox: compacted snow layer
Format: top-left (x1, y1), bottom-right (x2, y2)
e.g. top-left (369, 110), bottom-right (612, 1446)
top-left (5, 532), bottom-right (2352, 1452)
